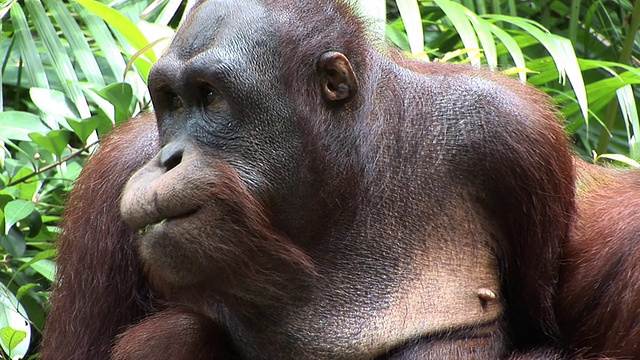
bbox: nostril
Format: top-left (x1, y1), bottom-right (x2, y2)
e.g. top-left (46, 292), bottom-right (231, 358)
top-left (160, 142), bottom-right (185, 172)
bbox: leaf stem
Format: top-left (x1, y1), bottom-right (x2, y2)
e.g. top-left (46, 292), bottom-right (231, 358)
top-left (595, 0), bottom-right (640, 154)
top-left (4, 140), bottom-right (99, 187)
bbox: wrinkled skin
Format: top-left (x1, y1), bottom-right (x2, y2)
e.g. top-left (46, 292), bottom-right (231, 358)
top-left (40, 0), bottom-right (590, 359)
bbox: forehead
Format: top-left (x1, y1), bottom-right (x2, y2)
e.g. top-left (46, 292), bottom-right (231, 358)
top-left (164, 0), bottom-right (274, 61)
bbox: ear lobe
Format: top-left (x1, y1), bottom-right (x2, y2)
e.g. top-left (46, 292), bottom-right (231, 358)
top-left (317, 51), bottom-right (357, 102)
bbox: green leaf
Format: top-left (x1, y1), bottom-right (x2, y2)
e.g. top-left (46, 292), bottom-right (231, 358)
top-left (0, 327), bottom-right (26, 352)
top-left (4, 200), bottom-right (35, 235)
top-left (2, 228), bottom-right (27, 258)
top-left (56, 157), bottom-right (84, 183)
top-left (25, 223), bottom-right (58, 241)
top-left (617, 84), bottom-right (640, 160)
top-left (15, 284), bottom-right (38, 302)
top-left (484, 21), bottom-right (525, 80)
top-left (596, 154), bottom-right (640, 168)
top-left (12, 168), bottom-right (38, 201)
top-left (28, 130), bottom-right (71, 157)
top-left (554, 36), bottom-right (588, 123)
top-left (74, 0), bottom-right (157, 63)
top-left (26, 210), bottom-right (43, 238)
top-left (0, 194), bottom-right (14, 211)
top-left (396, 0), bottom-right (424, 55)
top-left (487, 15), bottom-right (588, 122)
top-left (44, 0), bottom-right (106, 87)
top-left (386, 23), bottom-right (411, 51)
top-left (73, 2), bottom-right (127, 81)
top-left (0, 283), bottom-right (31, 359)
top-left (120, 31), bottom-right (164, 83)
top-left (136, 21), bottom-right (175, 56)
top-left (143, 0), bottom-right (183, 27)
top-left (578, 59), bottom-right (640, 78)
top-left (24, 0), bottom-right (91, 118)
top-left (466, 11), bottom-right (496, 69)
top-left (29, 88), bottom-right (79, 120)
top-left (0, 112), bottom-right (49, 142)
top-left (96, 83), bottom-right (135, 124)
top-left (0, 0), bottom-right (16, 19)
top-left (26, 259), bottom-right (56, 282)
top-left (127, 54), bottom-right (154, 82)
top-left (562, 72), bottom-right (640, 120)
top-left (67, 116), bottom-right (108, 144)
top-left (434, 0), bottom-right (481, 65)
top-left (16, 249), bottom-right (57, 275)
top-left (10, 3), bottom-right (49, 89)
top-left (0, 186), bottom-right (19, 201)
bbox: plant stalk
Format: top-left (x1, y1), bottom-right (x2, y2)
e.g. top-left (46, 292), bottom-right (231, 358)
top-left (596, 0), bottom-right (640, 154)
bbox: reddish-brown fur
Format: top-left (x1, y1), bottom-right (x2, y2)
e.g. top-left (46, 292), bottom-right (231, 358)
top-left (112, 309), bottom-right (234, 360)
top-left (557, 161), bottom-right (640, 359)
top-left (40, 114), bottom-right (159, 359)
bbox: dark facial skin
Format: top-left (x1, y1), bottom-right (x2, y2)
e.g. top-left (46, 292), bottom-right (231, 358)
top-left (42, 0), bottom-right (582, 359)
top-left (119, 0), bottom-right (574, 358)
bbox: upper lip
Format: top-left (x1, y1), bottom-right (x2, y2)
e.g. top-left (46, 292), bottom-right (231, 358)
top-left (132, 205), bottom-right (200, 232)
